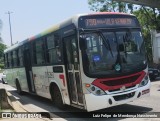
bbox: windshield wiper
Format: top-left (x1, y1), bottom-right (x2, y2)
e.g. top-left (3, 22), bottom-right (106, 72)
top-left (97, 30), bottom-right (114, 58)
top-left (122, 30), bottom-right (132, 57)
top-left (80, 29), bottom-right (114, 57)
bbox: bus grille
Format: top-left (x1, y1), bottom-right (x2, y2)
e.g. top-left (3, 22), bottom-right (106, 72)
top-left (101, 75), bottom-right (140, 86)
top-left (92, 71), bottom-right (145, 91)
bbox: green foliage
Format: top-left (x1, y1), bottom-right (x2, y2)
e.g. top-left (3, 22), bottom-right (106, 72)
top-left (0, 43), bottom-right (7, 66)
top-left (133, 8), bottom-right (160, 31)
top-left (0, 63), bottom-right (4, 69)
top-left (133, 7), bottom-right (160, 62)
top-left (88, 0), bottom-right (127, 12)
top-left (0, 43), bottom-right (6, 58)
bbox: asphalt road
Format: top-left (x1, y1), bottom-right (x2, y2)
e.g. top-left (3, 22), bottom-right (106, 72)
top-left (0, 73), bottom-right (160, 121)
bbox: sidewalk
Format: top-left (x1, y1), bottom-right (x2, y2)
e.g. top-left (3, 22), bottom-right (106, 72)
top-left (0, 82), bottom-right (66, 121)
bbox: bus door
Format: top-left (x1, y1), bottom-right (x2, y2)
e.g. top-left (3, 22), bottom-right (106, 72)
top-left (63, 35), bottom-right (84, 105)
top-left (23, 46), bottom-right (35, 93)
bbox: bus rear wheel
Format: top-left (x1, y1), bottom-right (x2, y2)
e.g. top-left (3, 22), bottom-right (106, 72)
top-left (51, 85), bottom-right (65, 109)
top-left (15, 80), bottom-right (23, 95)
top-left (2, 78), bottom-right (6, 84)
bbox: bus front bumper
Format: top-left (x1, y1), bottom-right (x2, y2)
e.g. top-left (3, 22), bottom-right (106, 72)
top-left (84, 81), bottom-right (150, 112)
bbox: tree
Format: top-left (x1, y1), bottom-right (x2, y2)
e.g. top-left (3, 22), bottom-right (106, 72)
top-left (133, 7), bottom-right (160, 62)
top-left (0, 19), bottom-right (6, 69)
top-left (88, 0), bottom-right (128, 12)
top-left (0, 43), bottom-right (7, 69)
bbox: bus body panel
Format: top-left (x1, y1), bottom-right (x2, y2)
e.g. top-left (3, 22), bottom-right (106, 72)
top-left (5, 67), bottom-right (29, 92)
top-left (13, 68), bottom-right (29, 92)
top-left (5, 69), bottom-right (15, 88)
top-left (32, 66), bottom-right (50, 98)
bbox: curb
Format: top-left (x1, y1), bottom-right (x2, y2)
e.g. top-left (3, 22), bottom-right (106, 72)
top-left (6, 91), bottom-right (29, 112)
top-left (0, 88), bottom-right (13, 110)
top-left (4, 89), bottom-right (66, 121)
top-left (3, 89), bottom-right (51, 121)
top-left (0, 83), bottom-right (66, 121)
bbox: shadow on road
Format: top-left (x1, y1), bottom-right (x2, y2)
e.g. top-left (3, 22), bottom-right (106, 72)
top-left (151, 77), bottom-right (160, 82)
top-left (8, 90), bottom-right (153, 121)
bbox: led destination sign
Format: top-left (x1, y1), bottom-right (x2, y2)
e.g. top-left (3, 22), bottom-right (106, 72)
top-left (84, 17), bottom-right (138, 28)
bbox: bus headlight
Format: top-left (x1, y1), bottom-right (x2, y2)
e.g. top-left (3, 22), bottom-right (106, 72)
top-left (139, 75), bottom-right (149, 87)
top-left (85, 84), bottom-right (106, 96)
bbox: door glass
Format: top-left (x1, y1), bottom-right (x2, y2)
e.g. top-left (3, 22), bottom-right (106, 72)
top-left (65, 40), bottom-right (73, 70)
top-left (71, 38), bottom-right (79, 70)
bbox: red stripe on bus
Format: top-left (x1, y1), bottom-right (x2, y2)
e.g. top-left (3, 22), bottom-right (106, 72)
top-left (92, 71), bottom-right (146, 91)
top-left (59, 74), bottom-right (65, 87)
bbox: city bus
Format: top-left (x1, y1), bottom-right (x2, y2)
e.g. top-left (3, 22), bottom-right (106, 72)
top-left (3, 12), bottom-right (150, 111)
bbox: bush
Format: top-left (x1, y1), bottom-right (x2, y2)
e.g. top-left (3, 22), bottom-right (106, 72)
top-left (0, 63), bottom-right (4, 69)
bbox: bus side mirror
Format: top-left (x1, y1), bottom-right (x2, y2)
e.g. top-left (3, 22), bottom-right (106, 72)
top-left (79, 38), bottom-right (87, 50)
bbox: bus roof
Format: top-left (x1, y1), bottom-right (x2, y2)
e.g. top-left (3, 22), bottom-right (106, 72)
top-left (4, 12), bottom-right (134, 53)
top-left (27, 12), bottom-right (135, 41)
top-left (89, 12), bottom-right (134, 15)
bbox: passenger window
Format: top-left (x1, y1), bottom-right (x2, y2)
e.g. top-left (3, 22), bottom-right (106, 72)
top-left (46, 33), bottom-right (61, 64)
top-left (13, 50), bottom-right (17, 67)
top-left (19, 47), bottom-right (23, 66)
top-left (32, 42), bottom-right (37, 64)
top-left (9, 52), bottom-right (13, 67)
top-left (35, 39), bottom-right (45, 65)
top-left (16, 49), bottom-right (20, 66)
top-left (4, 54), bottom-right (7, 68)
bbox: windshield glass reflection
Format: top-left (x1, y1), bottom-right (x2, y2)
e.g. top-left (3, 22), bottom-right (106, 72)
top-left (80, 29), bottom-right (146, 76)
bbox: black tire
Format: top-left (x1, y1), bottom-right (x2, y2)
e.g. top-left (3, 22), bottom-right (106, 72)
top-left (15, 80), bottom-right (23, 95)
top-left (2, 78), bottom-right (5, 84)
top-left (51, 85), bottom-right (65, 109)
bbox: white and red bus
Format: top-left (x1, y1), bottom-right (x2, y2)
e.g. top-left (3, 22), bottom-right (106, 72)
top-left (3, 12), bottom-right (150, 111)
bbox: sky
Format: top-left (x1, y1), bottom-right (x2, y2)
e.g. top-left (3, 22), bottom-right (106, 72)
top-left (0, 0), bottom-right (92, 46)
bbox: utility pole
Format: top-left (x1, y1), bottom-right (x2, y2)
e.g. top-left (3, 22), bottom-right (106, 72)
top-left (6, 11), bottom-right (13, 46)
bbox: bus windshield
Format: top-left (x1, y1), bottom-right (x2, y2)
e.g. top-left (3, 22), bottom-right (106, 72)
top-left (80, 29), bottom-right (146, 77)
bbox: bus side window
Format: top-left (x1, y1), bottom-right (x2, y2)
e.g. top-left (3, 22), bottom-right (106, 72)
top-left (8, 53), bottom-right (10, 68)
top-left (35, 39), bottom-right (45, 65)
top-left (46, 33), bottom-right (61, 64)
top-left (19, 47), bottom-right (23, 66)
top-left (55, 34), bottom-right (62, 62)
top-left (7, 52), bottom-right (11, 68)
top-left (4, 54), bottom-right (8, 68)
top-left (46, 34), bottom-right (55, 64)
top-left (11, 52), bottom-right (14, 67)
top-left (13, 50), bottom-right (17, 67)
top-left (16, 49), bottom-right (20, 66)
top-left (6, 53), bottom-right (9, 68)
top-left (32, 42), bottom-right (37, 65)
